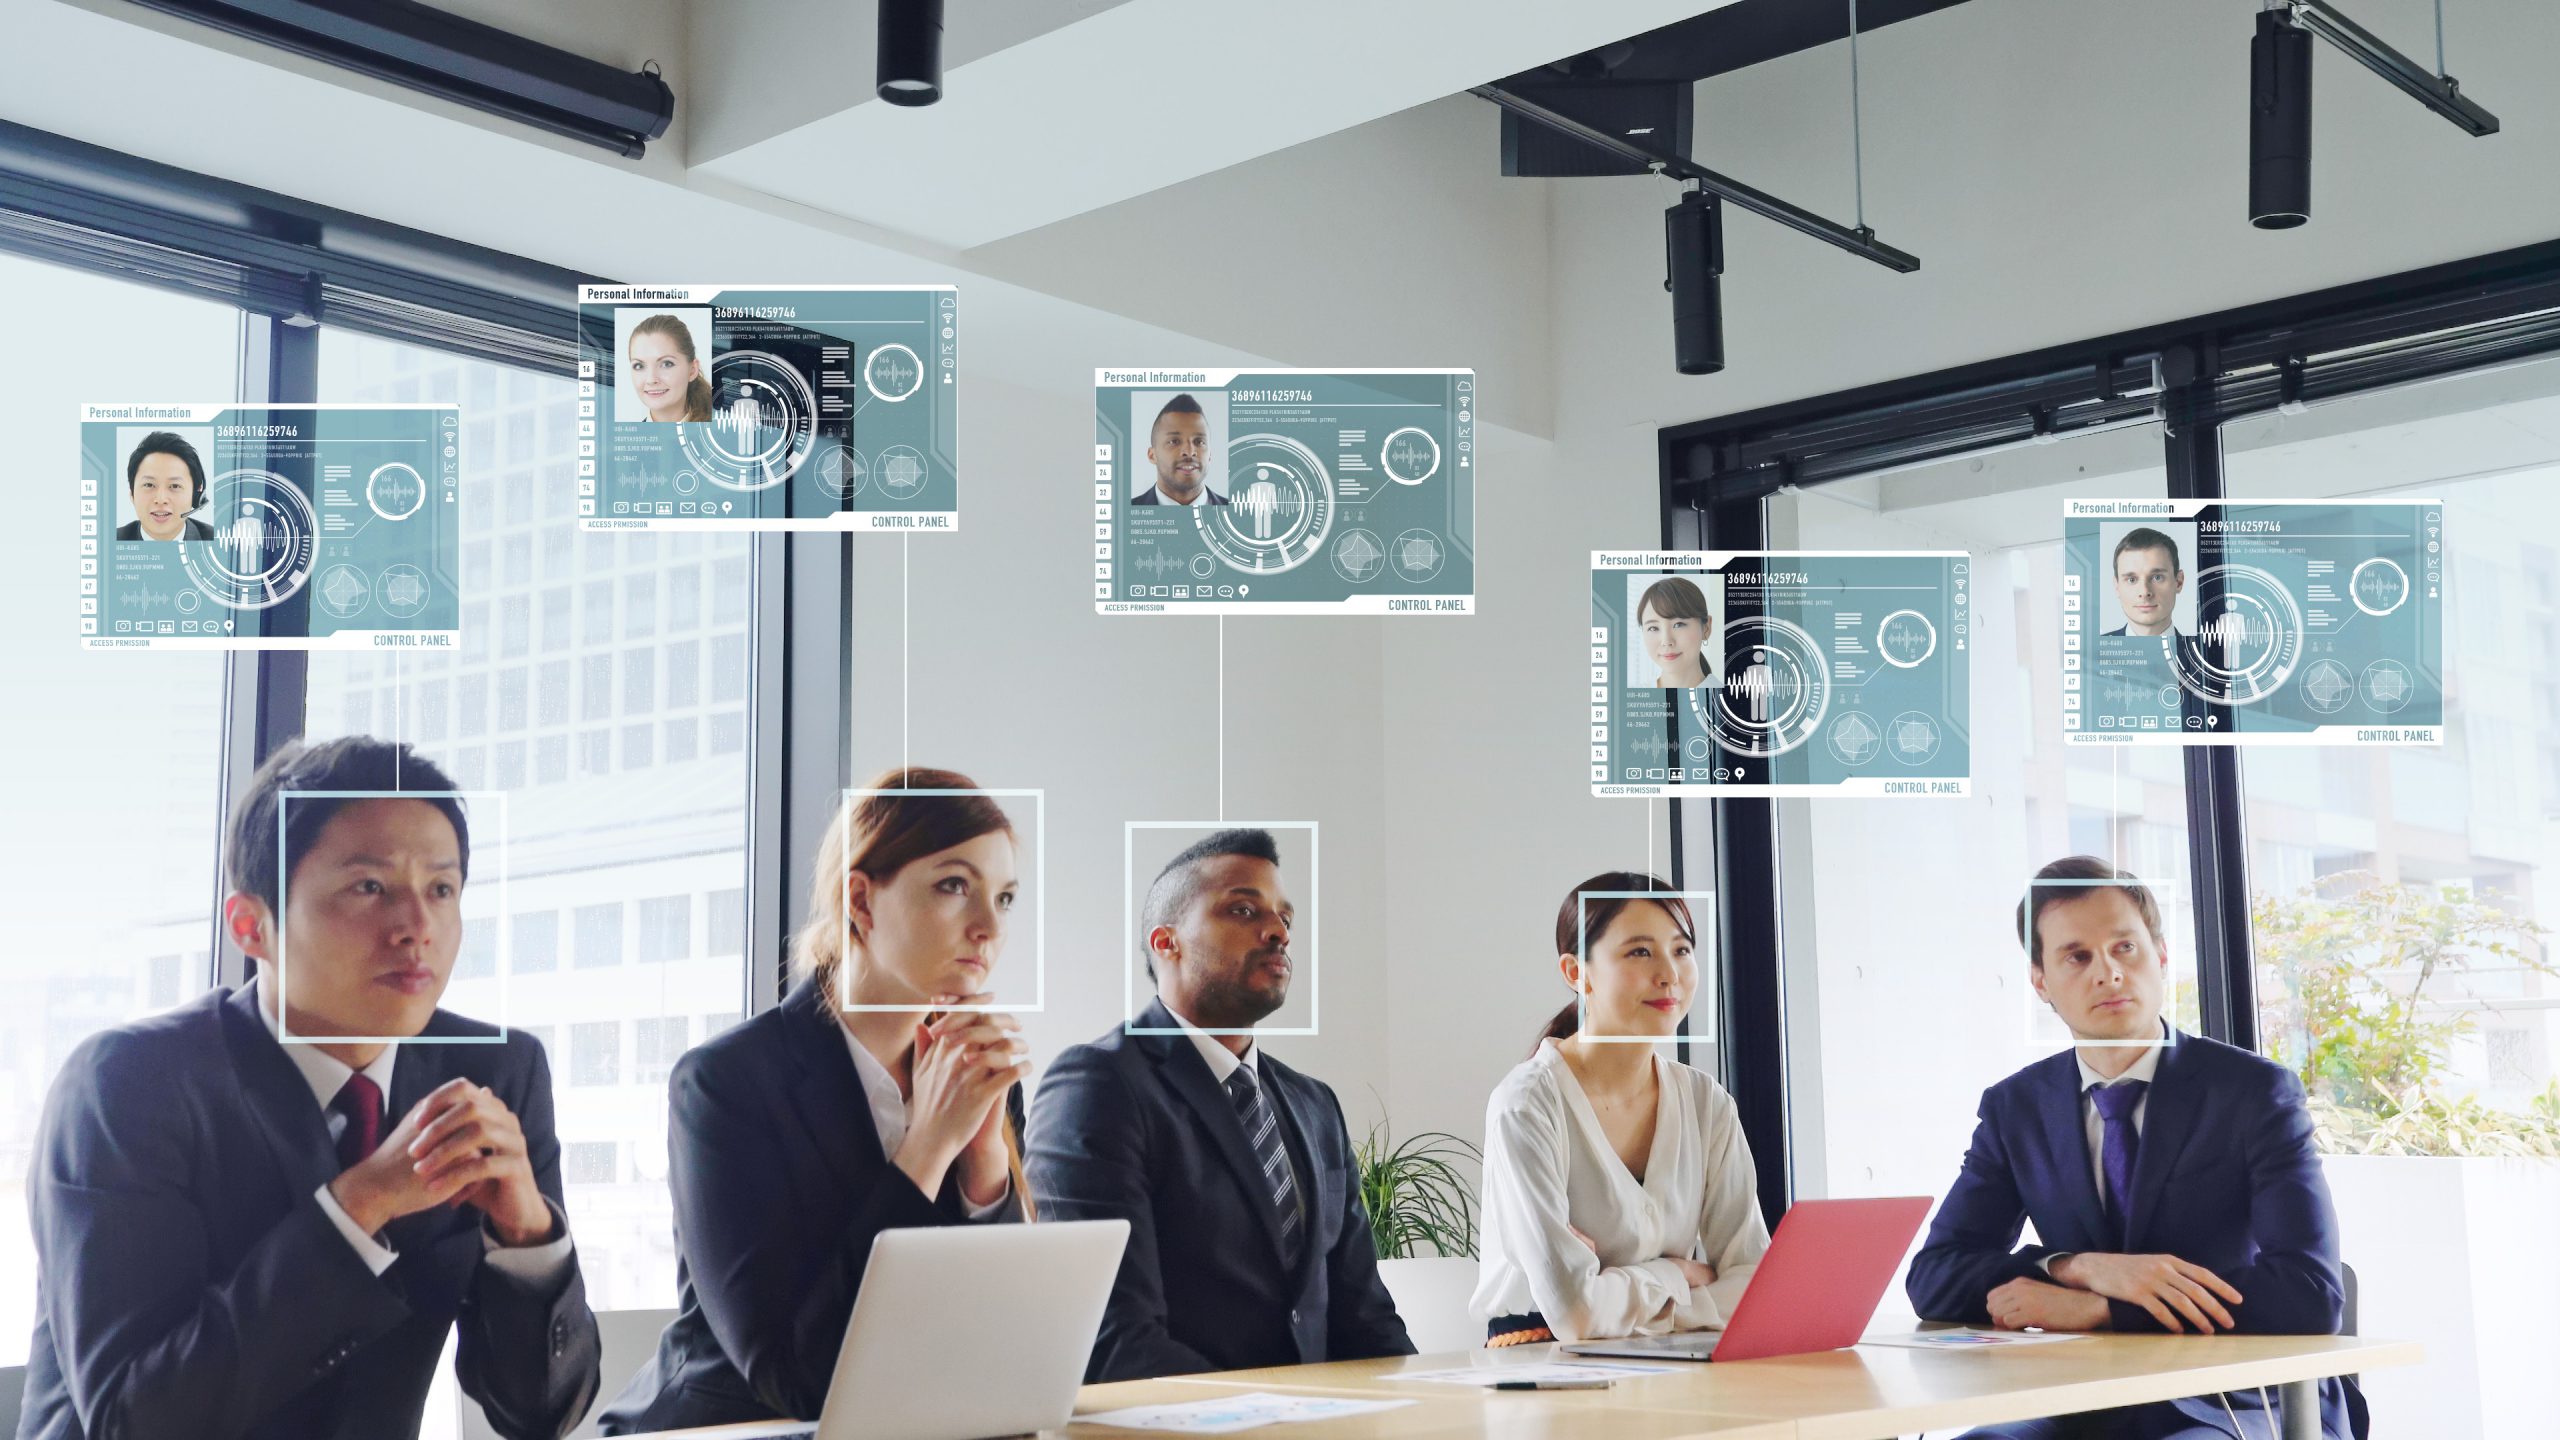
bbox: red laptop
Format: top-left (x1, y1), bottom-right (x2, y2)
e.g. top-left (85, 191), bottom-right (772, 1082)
top-left (1560, 1195), bottom-right (1933, 1363)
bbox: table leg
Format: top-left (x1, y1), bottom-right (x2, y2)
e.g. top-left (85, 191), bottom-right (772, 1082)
top-left (2278, 1379), bottom-right (2320, 1440)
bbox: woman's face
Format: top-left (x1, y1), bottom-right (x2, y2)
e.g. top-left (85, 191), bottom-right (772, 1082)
top-left (850, 829), bottom-right (1020, 1003)
top-left (1640, 602), bottom-right (1709, 676)
top-left (1562, 899), bottom-right (1697, 1040)
top-left (628, 329), bottom-right (700, 419)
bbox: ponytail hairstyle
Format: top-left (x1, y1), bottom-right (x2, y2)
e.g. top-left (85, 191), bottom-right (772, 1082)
top-left (630, 313), bottom-right (715, 422)
top-left (1535, 871), bottom-right (1695, 1054)
top-left (794, 767), bottom-right (1035, 1216)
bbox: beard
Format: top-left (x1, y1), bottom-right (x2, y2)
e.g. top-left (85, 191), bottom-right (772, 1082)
top-left (1189, 948), bottom-right (1290, 1028)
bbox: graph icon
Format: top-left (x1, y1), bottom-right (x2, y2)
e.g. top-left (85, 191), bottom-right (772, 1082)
top-left (1886, 710), bottom-right (1943, 765)
top-left (2360, 659), bottom-right (2416, 714)
top-left (1825, 711), bottom-right (1882, 766)
top-left (2301, 658), bottom-right (2354, 713)
top-left (377, 564), bottom-right (430, 619)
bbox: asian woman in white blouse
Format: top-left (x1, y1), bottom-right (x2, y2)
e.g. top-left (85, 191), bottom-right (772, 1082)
top-left (1471, 873), bottom-right (1770, 1346)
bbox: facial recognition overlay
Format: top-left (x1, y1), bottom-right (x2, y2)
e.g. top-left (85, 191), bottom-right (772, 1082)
top-left (1590, 550), bottom-right (1972, 798)
top-left (836, 788), bottom-right (1044, 1015)
top-left (1093, 369), bottom-right (1474, 614)
top-left (2061, 499), bottom-right (2445, 745)
top-left (1123, 822), bottom-right (1318, 1036)
top-left (79, 404), bottom-right (461, 650)
top-left (577, 284), bottom-right (958, 532)
top-left (2020, 875), bottom-right (2200, 1051)
top-left (276, 790), bottom-right (509, 1045)
top-left (1573, 889), bottom-right (1718, 1045)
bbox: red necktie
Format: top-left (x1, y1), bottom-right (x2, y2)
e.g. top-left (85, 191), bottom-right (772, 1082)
top-left (331, 1074), bottom-right (384, 1170)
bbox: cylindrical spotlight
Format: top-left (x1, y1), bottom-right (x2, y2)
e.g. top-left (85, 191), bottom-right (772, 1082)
top-left (1665, 189), bottom-right (1725, 376)
top-left (877, 0), bottom-right (944, 106)
top-left (2250, 8), bottom-right (2313, 229)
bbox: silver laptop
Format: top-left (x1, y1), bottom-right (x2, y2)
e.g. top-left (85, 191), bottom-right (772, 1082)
top-left (701, 1219), bottom-right (1129, 1440)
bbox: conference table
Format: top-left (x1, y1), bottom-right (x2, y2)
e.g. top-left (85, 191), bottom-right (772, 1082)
top-left (634, 1330), bottom-right (2416, 1440)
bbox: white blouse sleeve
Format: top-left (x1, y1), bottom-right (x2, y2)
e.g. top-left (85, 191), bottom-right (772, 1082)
top-left (1479, 1084), bottom-right (1688, 1341)
top-left (1668, 1079), bottom-right (1771, 1331)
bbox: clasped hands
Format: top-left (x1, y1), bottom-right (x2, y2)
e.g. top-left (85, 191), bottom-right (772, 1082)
top-left (327, 1078), bottom-right (557, 1247)
top-left (1987, 1251), bottom-right (2244, 1334)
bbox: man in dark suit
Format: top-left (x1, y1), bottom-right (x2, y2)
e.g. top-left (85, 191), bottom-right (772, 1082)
top-left (20, 736), bottom-right (600, 1440)
top-left (1906, 856), bottom-right (2365, 1440)
top-left (1128, 393), bottom-right (1226, 507)
top-left (1027, 828), bottom-right (1411, 1382)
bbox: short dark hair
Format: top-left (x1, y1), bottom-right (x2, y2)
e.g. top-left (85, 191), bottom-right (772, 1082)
top-left (225, 736), bottom-right (470, 916)
top-left (1152, 393), bottom-right (1205, 434)
top-left (2016, 855), bottom-right (2164, 968)
top-left (2111, 526), bottom-right (2182, 576)
top-left (1140, 827), bottom-right (1282, 980)
top-left (126, 430), bottom-right (208, 509)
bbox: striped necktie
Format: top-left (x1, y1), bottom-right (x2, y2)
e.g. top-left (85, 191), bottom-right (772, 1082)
top-left (1223, 1066), bottom-right (1304, 1267)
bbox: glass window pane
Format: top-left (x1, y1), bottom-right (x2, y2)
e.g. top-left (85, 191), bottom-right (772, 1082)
top-left (0, 250), bottom-right (237, 1365)
top-left (303, 329), bottom-right (752, 1320)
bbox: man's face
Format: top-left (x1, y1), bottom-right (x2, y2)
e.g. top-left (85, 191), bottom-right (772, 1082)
top-left (130, 453), bottom-right (196, 540)
top-left (1148, 410), bottom-right (1210, 498)
top-left (2029, 887), bottom-right (2168, 1044)
top-left (1156, 854), bottom-right (1293, 1028)
top-left (2112, 544), bottom-right (2183, 636)
top-left (244, 798), bottom-right (464, 1040)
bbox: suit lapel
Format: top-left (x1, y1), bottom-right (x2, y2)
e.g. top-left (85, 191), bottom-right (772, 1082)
top-left (2029, 1050), bottom-right (2114, 1252)
top-left (219, 984), bottom-right (345, 1209)
top-left (2118, 1029), bottom-right (2195, 1250)
top-left (1137, 1000), bottom-right (1292, 1269)
top-left (780, 978), bottom-right (889, 1198)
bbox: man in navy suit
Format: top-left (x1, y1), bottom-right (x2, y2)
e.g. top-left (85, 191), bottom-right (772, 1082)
top-left (19, 736), bottom-right (600, 1440)
top-left (1906, 856), bottom-right (2365, 1440)
top-left (1026, 828), bottom-right (1412, 1382)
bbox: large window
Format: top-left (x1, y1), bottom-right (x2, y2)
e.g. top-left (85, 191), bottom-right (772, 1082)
top-left (0, 249), bottom-right (236, 1364)
top-left (302, 328), bottom-right (757, 1316)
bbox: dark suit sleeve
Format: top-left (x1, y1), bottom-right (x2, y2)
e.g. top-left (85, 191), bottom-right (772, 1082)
top-left (665, 1043), bottom-right (946, 1420)
top-left (29, 1029), bottom-right (414, 1440)
top-left (1905, 1092), bottom-right (2054, 1324)
top-left (1311, 1081), bottom-right (1413, 1361)
top-left (454, 1036), bottom-right (602, 1440)
top-left (1023, 1045), bottom-right (1217, 1382)
top-left (2106, 1066), bottom-right (2347, 1337)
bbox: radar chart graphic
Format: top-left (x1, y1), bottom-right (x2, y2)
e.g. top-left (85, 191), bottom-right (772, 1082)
top-left (1330, 528), bottom-right (1387, 584)
top-left (815, 444), bottom-right (869, 500)
top-left (1886, 711), bottom-right (1943, 765)
top-left (377, 565), bottom-right (430, 620)
top-left (366, 463), bottom-right (426, 521)
top-left (1876, 609), bottom-right (1938, 668)
top-left (863, 343), bottom-right (925, 403)
top-left (183, 470), bottom-right (318, 610)
top-left (2164, 564), bottom-right (2305, 708)
top-left (1390, 528), bottom-right (1446, 584)
top-left (678, 349), bottom-right (819, 491)
top-left (1687, 615), bottom-right (1829, 758)
top-left (875, 445), bottom-right (929, 499)
top-left (316, 565), bottom-right (370, 619)
top-left (1199, 432), bottom-right (1334, 575)
top-left (2360, 659), bottom-right (2416, 714)
top-left (2301, 658), bottom-right (2355, 714)
top-left (1379, 427), bottom-right (1441, 486)
top-left (1825, 710), bottom-right (1882, 766)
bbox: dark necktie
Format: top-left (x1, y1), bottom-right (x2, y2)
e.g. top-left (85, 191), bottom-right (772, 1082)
top-left (2091, 1079), bottom-right (2147, 1244)
top-left (331, 1074), bottom-right (384, 1171)
top-left (1223, 1066), bottom-right (1304, 1267)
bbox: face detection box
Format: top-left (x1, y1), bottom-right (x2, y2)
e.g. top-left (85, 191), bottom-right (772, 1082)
top-left (79, 404), bottom-right (460, 650)
top-left (1094, 369), bottom-right (1474, 615)
top-left (1591, 550), bottom-right (1973, 797)
top-left (2062, 499), bottom-right (2444, 745)
top-left (578, 285), bottom-right (957, 532)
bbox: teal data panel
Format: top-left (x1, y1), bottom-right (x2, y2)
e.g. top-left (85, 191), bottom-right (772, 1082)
top-left (578, 284), bottom-right (958, 532)
top-left (2062, 499), bottom-right (2444, 745)
top-left (1095, 369), bottom-right (1474, 614)
top-left (79, 404), bottom-right (460, 651)
top-left (1592, 550), bottom-right (1973, 798)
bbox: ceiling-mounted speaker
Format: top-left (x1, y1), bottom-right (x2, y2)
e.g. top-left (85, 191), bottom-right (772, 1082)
top-left (1500, 79), bottom-right (1693, 177)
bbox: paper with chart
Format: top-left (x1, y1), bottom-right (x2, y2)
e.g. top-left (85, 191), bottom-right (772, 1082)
top-left (1072, 1393), bottom-right (1415, 1433)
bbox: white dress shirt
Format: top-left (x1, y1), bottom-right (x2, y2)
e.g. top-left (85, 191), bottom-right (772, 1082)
top-left (841, 1026), bottom-right (1011, 1218)
top-left (257, 980), bottom-right (573, 1283)
top-left (2038, 1023), bottom-right (2171, 1275)
top-left (1471, 1040), bottom-right (1769, 1341)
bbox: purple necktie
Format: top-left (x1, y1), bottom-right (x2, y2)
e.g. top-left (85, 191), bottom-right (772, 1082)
top-left (332, 1074), bottom-right (384, 1171)
top-left (2090, 1080), bottom-right (2147, 1244)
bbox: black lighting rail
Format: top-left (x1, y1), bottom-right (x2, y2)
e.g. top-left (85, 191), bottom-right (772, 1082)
top-left (1469, 83), bottom-right (1919, 274)
top-left (122, 0), bottom-right (674, 157)
top-left (2286, 0), bottom-right (2499, 136)
top-left (0, 119), bottom-right (594, 374)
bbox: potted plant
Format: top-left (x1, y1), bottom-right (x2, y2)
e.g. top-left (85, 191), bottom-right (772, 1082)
top-left (2252, 873), bottom-right (2559, 1438)
top-left (1356, 1119), bottom-right (1481, 1353)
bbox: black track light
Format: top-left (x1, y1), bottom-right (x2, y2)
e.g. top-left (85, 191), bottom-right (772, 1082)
top-left (877, 0), bottom-right (944, 107)
top-left (1665, 189), bottom-right (1725, 376)
top-left (2250, 8), bottom-right (2314, 230)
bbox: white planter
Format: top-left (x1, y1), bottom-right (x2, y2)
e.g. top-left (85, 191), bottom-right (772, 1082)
top-left (1375, 1255), bottom-right (1482, 1356)
top-left (2323, 1154), bottom-right (2560, 1439)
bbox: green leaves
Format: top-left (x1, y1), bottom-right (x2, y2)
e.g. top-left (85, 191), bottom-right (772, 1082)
top-left (1355, 1119), bottom-right (1482, 1261)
